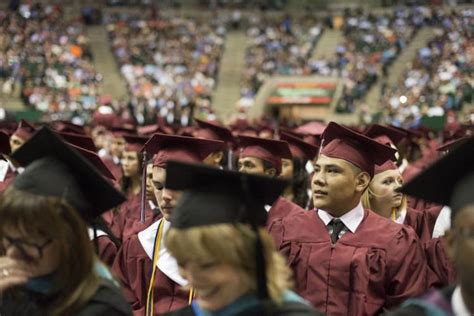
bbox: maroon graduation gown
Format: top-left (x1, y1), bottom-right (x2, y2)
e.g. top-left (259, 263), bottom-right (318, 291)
top-left (425, 237), bottom-right (457, 289)
top-left (96, 235), bottom-right (118, 267)
top-left (111, 194), bottom-right (158, 242)
top-left (267, 197), bottom-right (305, 247)
top-left (0, 168), bottom-right (15, 193)
top-left (404, 207), bottom-right (432, 243)
top-left (272, 209), bottom-right (427, 315)
top-left (112, 234), bottom-right (189, 315)
top-left (102, 155), bottom-right (122, 182)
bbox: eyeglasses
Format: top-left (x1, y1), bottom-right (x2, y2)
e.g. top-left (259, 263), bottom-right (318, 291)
top-left (1, 236), bottom-right (53, 261)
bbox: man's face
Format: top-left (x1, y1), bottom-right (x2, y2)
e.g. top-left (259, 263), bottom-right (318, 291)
top-left (152, 166), bottom-right (181, 221)
top-left (110, 137), bottom-right (125, 159)
top-left (145, 164), bottom-right (156, 203)
top-left (9, 135), bottom-right (25, 153)
top-left (446, 205), bottom-right (474, 293)
top-left (312, 155), bottom-right (367, 215)
top-left (238, 156), bottom-right (265, 175)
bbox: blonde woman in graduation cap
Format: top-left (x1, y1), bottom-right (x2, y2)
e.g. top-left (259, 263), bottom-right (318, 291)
top-left (163, 161), bottom-right (322, 316)
top-left (362, 160), bottom-right (431, 243)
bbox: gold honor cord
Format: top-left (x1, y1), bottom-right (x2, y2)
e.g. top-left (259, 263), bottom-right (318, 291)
top-left (145, 220), bottom-right (194, 316)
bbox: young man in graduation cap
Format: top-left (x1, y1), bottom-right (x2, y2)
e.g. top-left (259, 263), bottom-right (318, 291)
top-left (279, 131), bottom-right (319, 209)
top-left (112, 133), bottom-right (225, 315)
top-left (237, 135), bottom-right (307, 229)
top-left (271, 122), bottom-right (428, 315)
top-left (0, 120), bottom-right (36, 193)
top-left (101, 126), bottom-right (136, 181)
top-left (389, 136), bottom-right (474, 316)
top-left (193, 118), bottom-right (235, 169)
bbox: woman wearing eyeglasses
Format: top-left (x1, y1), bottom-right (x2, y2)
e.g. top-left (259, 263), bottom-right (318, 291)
top-left (0, 128), bottom-right (132, 316)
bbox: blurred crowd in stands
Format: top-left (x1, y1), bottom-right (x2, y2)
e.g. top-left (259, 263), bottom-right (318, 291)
top-left (0, 3), bottom-right (101, 120)
top-left (239, 14), bottom-right (323, 107)
top-left (106, 11), bottom-right (227, 125)
top-left (380, 9), bottom-right (473, 127)
top-left (0, 2), bottom-right (472, 130)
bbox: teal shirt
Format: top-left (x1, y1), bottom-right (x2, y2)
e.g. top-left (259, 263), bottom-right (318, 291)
top-left (190, 291), bottom-right (309, 316)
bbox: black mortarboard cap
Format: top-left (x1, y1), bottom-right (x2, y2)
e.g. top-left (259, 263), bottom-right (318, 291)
top-left (400, 136), bottom-right (474, 211)
top-left (11, 127), bottom-right (126, 221)
top-left (166, 161), bottom-right (287, 229)
top-left (0, 131), bottom-right (11, 156)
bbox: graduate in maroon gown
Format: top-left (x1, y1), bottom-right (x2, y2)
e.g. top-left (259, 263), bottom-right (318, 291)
top-left (111, 134), bottom-right (156, 242)
top-left (193, 118), bottom-right (235, 170)
top-left (102, 126), bottom-right (135, 182)
top-left (361, 160), bottom-right (432, 243)
top-left (236, 135), bottom-right (305, 227)
top-left (0, 120), bottom-right (36, 193)
top-left (389, 136), bottom-right (474, 315)
top-left (272, 122), bottom-right (427, 315)
top-left (279, 132), bottom-right (319, 209)
top-left (112, 134), bottom-right (225, 315)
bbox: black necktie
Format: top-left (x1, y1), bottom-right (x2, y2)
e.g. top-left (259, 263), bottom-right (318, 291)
top-left (329, 218), bottom-right (345, 244)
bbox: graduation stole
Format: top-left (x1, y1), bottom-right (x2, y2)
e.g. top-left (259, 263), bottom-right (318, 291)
top-left (145, 220), bottom-right (194, 316)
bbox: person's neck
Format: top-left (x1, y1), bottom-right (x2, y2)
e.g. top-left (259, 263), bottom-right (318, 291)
top-left (283, 186), bottom-right (294, 202)
top-left (324, 200), bottom-right (360, 218)
top-left (130, 176), bottom-right (142, 195)
top-left (371, 201), bottom-right (393, 219)
top-left (460, 284), bottom-right (474, 314)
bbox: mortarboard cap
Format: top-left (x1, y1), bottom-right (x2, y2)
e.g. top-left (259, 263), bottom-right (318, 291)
top-left (142, 133), bottom-right (225, 168)
top-left (280, 132), bottom-right (319, 161)
top-left (13, 119), bottom-right (36, 141)
top-left (400, 136), bottom-right (474, 211)
top-left (0, 131), bottom-right (11, 156)
top-left (320, 122), bottom-right (397, 177)
top-left (293, 121), bottom-right (326, 136)
top-left (69, 144), bottom-right (116, 181)
top-left (364, 124), bottom-right (407, 146)
top-left (238, 136), bottom-right (292, 175)
top-left (58, 131), bottom-right (98, 153)
top-left (194, 118), bottom-right (234, 145)
top-left (167, 160), bottom-right (288, 228)
top-left (11, 127), bottom-right (126, 221)
top-left (374, 160), bottom-right (398, 175)
top-left (53, 121), bottom-right (86, 135)
top-left (436, 136), bottom-right (469, 153)
top-left (123, 134), bottom-right (149, 152)
top-left (109, 126), bottom-right (136, 138)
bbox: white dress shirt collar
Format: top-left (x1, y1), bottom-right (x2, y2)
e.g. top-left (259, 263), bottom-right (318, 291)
top-left (318, 202), bottom-right (365, 233)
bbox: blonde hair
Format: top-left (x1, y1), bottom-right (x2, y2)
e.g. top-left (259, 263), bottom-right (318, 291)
top-left (0, 187), bottom-right (102, 315)
top-left (362, 182), bottom-right (408, 217)
top-left (165, 223), bottom-right (293, 304)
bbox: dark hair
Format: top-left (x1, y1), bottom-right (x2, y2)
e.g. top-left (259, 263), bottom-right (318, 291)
top-left (291, 158), bottom-right (310, 208)
top-left (263, 160), bottom-right (277, 174)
